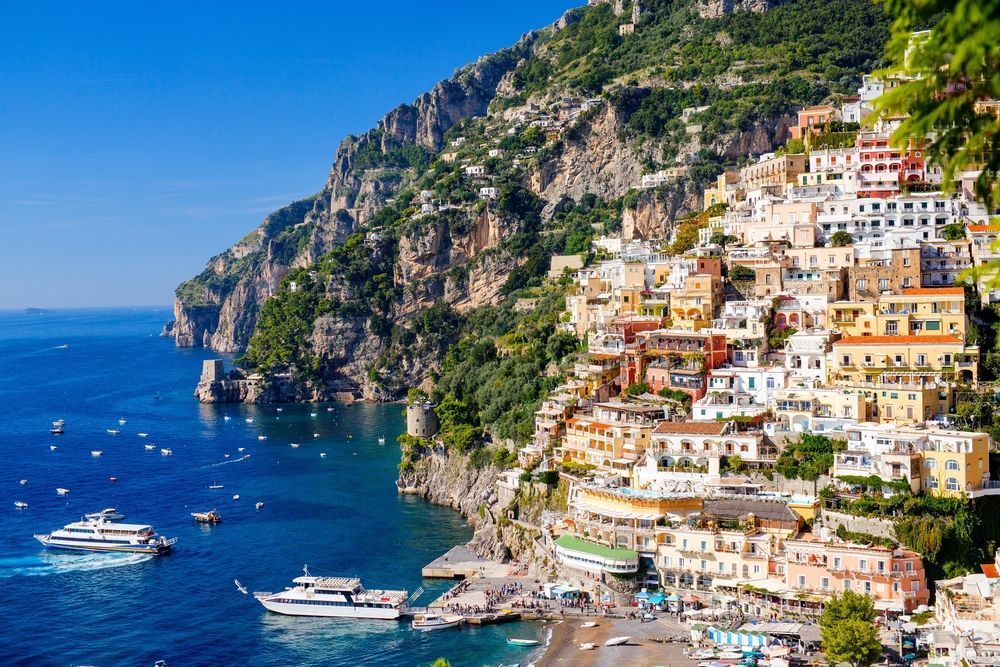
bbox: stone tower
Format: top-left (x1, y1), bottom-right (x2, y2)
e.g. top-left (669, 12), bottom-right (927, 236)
top-left (406, 402), bottom-right (439, 438)
top-left (201, 359), bottom-right (224, 383)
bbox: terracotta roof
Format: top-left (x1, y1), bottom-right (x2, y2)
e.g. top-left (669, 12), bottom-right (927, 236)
top-left (982, 563), bottom-right (999, 579)
top-left (900, 287), bottom-right (965, 296)
top-left (968, 225), bottom-right (1000, 232)
top-left (834, 335), bottom-right (964, 346)
top-left (653, 421), bottom-right (727, 435)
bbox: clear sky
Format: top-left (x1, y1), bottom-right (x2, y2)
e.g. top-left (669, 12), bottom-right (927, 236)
top-left (0, 1), bottom-right (577, 309)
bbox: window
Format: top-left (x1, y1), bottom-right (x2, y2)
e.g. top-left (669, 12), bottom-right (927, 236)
top-left (946, 477), bottom-right (960, 491)
top-left (798, 575), bottom-right (806, 588)
top-left (859, 559), bottom-right (868, 572)
top-left (857, 278), bottom-right (868, 291)
top-left (879, 278), bottom-right (890, 291)
top-left (844, 580), bottom-right (852, 590)
top-left (833, 557), bottom-right (842, 570)
top-left (926, 459), bottom-right (937, 469)
top-left (946, 459), bottom-right (960, 471)
top-left (821, 577), bottom-right (829, 590)
top-left (842, 355), bottom-right (852, 366)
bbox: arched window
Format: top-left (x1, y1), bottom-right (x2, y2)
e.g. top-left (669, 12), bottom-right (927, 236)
top-left (945, 459), bottom-right (960, 471)
top-left (925, 459), bottom-right (937, 469)
top-left (926, 477), bottom-right (938, 489)
top-left (946, 477), bottom-right (960, 492)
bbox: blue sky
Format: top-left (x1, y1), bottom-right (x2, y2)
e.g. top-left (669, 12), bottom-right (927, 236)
top-left (0, 1), bottom-right (577, 309)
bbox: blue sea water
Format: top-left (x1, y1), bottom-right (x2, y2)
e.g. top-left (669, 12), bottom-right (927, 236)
top-left (0, 308), bottom-right (543, 666)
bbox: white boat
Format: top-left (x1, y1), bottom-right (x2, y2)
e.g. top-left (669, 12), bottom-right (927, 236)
top-left (310, 412), bottom-right (317, 417)
top-left (91, 450), bottom-right (103, 457)
top-left (507, 638), bottom-right (539, 646)
top-left (14, 501), bottom-right (28, 509)
top-left (605, 636), bottom-right (630, 646)
top-left (223, 415), bottom-right (231, 421)
top-left (320, 452), bottom-right (327, 458)
top-left (106, 429), bottom-right (120, 435)
top-left (19, 479), bottom-right (27, 486)
top-left (232, 495), bottom-right (240, 501)
top-left (580, 621), bottom-right (598, 628)
top-left (56, 488), bottom-right (70, 496)
top-left (719, 651), bottom-right (744, 659)
top-left (378, 436), bottom-right (386, 444)
top-left (257, 435), bottom-right (267, 441)
top-left (85, 508), bottom-right (125, 522)
top-left (224, 453), bottom-right (231, 458)
top-left (191, 510), bottom-right (222, 524)
top-left (160, 448), bottom-right (172, 456)
top-left (238, 447), bottom-right (245, 452)
top-left (35, 515), bottom-right (176, 554)
top-left (49, 445), bottom-right (57, 451)
top-left (326, 407), bottom-right (334, 412)
top-left (255, 502), bottom-right (264, 510)
top-left (138, 432), bottom-right (148, 438)
top-left (117, 418), bottom-right (127, 425)
top-left (290, 443), bottom-right (300, 448)
top-left (245, 418), bottom-right (254, 423)
top-left (144, 444), bottom-right (156, 451)
top-left (50, 420), bottom-right (65, 435)
top-left (578, 643), bottom-right (596, 650)
top-left (313, 433), bottom-right (319, 438)
top-left (410, 612), bottom-right (464, 631)
top-left (254, 566), bottom-right (408, 619)
top-left (209, 483), bottom-right (224, 489)
top-left (276, 408), bottom-right (283, 413)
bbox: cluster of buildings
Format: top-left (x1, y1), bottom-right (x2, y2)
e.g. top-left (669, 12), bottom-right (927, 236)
top-left (502, 72), bottom-right (1000, 631)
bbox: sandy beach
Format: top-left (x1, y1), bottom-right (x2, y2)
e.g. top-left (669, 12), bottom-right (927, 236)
top-left (532, 616), bottom-right (698, 667)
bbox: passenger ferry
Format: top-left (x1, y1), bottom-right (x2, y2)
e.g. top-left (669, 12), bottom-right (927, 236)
top-left (34, 516), bottom-right (177, 555)
top-left (254, 566), bottom-right (408, 619)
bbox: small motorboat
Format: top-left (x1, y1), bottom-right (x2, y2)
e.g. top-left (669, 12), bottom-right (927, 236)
top-left (310, 412), bottom-right (317, 417)
top-left (209, 483), bottom-right (224, 489)
top-left (235, 578), bottom-right (248, 594)
top-left (255, 502), bottom-right (264, 510)
top-left (719, 651), bottom-right (744, 659)
top-left (49, 445), bottom-right (57, 451)
top-left (109, 476), bottom-right (118, 483)
top-left (138, 432), bottom-right (149, 438)
top-left (276, 408), bottom-right (283, 413)
top-left (580, 621), bottom-right (598, 628)
top-left (224, 453), bottom-right (231, 459)
top-left (86, 508), bottom-right (125, 521)
top-left (605, 636), bottom-right (630, 646)
top-left (411, 613), bottom-right (464, 631)
top-left (19, 479), bottom-right (27, 486)
top-left (578, 643), bottom-right (596, 650)
top-left (144, 444), bottom-right (156, 451)
top-left (320, 452), bottom-right (327, 458)
top-left (326, 407), bottom-right (334, 412)
top-left (313, 433), bottom-right (319, 438)
top-left (191, 510), bottom-right (222, 524)
top-left (290, 443), bottom-right (300, 448)
top-left (56, 488), bottom-right (70, 496)
top-left (378, 436), bottom-right (386, 444)
top-left (694, 649), bottom-right (717, 659)
top-left (237, 447), bottom-right (245, 452)
top-left (106, 429), bottom-right (120, 435)
top-left (50, 420), bottom-right (65, 435)
top-left (347, 435), bottom-right (353, 439)
top-left (91, 450), bottom-right (103, 457)
top-left (160, 448), bottom-right (172, 456)
top-left (117, 417), bottom-right (127, 425)
top-left (507, 638), bottom-right (539, 646)
top-left (232, 494), bottom-right (240, 501)
top-left (245, 418), bottom-right (254, 424)
top-left (257, 435), bottom-right (267, 441)
top-left (223, 415), bottom-right (231, 421)
top-left (14, 501), bottom-right (28, 509)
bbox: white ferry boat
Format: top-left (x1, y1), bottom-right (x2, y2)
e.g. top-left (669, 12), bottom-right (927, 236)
top-left (254, 566), bottom-right (408, 619)
top-left (34, 516), bottom-right (177, 555)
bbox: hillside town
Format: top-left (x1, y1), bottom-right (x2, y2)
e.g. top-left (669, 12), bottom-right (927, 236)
top-left (404, 67), bottom-right (1000, 666)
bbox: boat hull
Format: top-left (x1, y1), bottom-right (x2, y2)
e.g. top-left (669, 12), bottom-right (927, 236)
top-left (256, 598), bottom-right (401, 619)
top-left (411, 619), bottom-right (463, 631)
top-left (34, 535), bottom-right (172, 555)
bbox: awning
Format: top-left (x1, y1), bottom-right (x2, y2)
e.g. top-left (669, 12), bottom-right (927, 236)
top-left (666, 593), bottom-right (680, 601)
top-left (648, 593), bottom-right (666, 604)
top-left (635, 591), bottom-right (650, 600)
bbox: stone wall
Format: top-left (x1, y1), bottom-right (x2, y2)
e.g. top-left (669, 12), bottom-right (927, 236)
top-left (820, 509), bottom-right (897, 540)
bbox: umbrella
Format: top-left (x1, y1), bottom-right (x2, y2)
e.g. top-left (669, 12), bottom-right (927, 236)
top-left (666, 594), bottom-right (680, 601)
top-left (682, 594), bottom-right (699, 603)
top-left (648, 593), bottom-right (666, 604)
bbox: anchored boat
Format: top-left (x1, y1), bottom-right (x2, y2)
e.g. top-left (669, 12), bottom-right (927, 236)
top-left (411, 612), bottom-right (464, 631)
top-left (191, 510), bottom-right (222, 524)
top-left (254, 566), bottom-right (408, 619)
top-left (34, 515), bottom-right (176, 554)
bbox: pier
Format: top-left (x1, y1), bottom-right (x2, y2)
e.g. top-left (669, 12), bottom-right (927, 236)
top-left (421, 545), bottom-right (507, 579)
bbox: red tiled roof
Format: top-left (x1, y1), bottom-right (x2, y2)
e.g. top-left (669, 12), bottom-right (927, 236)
top-left (982, 563), bottom-right (999, 578)
top-left (653, 421), bottom-right (728, 435)
top-left (900, 287), bottom-right (965, 296)
top-left (834, 335), bottom-right (964, 346)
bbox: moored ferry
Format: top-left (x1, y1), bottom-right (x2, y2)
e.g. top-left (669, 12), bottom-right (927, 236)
top-left (254, 566), bottom-right (408, 619)
top-left (34, 516), bottom-right (176, 555)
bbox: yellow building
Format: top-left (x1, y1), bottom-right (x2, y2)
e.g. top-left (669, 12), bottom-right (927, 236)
top-left (845, 380), bottom-right (953, 424)
top-left (568, 487), bottom-right (703, 553)
top-left (828, 301), bottom-right (878, 337)
top-left (616, 287), bottom-right (644, 315)
top-left (670, 274), bottom-right (722, 331)
top-left (831, 335), bottom-right (978, 386)
top-left (918, 429), bottom-right (991, 497)
top-left (829, 287), bottom-right (967, 340)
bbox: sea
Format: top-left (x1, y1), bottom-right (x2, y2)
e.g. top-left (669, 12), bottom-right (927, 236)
top-left (0, 308), bottom-right (545, 666)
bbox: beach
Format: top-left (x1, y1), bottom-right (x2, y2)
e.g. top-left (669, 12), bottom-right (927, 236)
top-left (533, 616), bottom-right (698, 666)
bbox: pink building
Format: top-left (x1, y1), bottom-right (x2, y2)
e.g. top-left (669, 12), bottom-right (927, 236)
top-left (783, 536), bottom-right (929, 612)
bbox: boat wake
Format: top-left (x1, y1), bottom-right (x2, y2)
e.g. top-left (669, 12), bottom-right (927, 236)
top-left (0, 552), bottom-right (154, 578)
top-left (205, 454), bottom-right (251, 468)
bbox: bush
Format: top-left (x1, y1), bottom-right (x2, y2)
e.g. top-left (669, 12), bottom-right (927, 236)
top-left (730, 264), bottom-right (756, 281)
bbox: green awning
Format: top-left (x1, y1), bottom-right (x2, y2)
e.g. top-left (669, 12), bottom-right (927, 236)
top-left (555, 534), bottom-right (638, 561)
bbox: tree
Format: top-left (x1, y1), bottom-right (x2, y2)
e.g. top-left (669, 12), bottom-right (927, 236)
top-left (830, 230), bottom-right (854, 247)
top-left (941, 222), bottom-right (967, 241)
top-left (820, 591), bottom-right (881, 667)
top-left (730, 264), bottom-right (756, 281)
top-left (875, 0), bottom-right (1000, 210)
top-left (821, 618), bottom-right (883, 667)
top-left (430, 660), bottom-right (452, 667)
